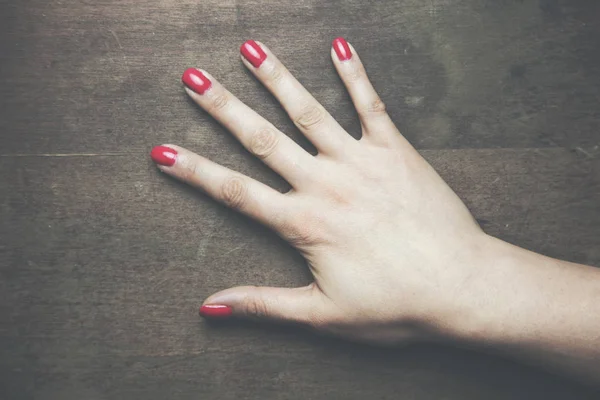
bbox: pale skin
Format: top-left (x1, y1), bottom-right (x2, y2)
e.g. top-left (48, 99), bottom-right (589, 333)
top-left (153, 40), bottom-right (600, 385)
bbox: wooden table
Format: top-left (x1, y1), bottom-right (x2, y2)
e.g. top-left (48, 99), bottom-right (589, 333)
top-left (1, 1), bottom-right (599, 398)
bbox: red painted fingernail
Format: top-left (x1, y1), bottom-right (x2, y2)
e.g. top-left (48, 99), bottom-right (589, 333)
top-left (332, 37), bottom-right (352, 61)
top-left (199, 304), bottom-right (233, 318)
top-left (240, 40), bottom-right (267, 68)
top-left (182, 68), bottom-right (212, 94)
top-left (150, 145), bottom-right (177, 166)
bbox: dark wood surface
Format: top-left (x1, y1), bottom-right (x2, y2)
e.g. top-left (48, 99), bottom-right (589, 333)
top-left (1, 0), bottom-right (600, 398)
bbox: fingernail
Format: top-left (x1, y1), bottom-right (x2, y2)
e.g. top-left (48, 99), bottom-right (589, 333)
top-left (182, 68), bottom-right (212, 94)
top-left (240, 40), bottom-right (267, 68)
top-left (199, 304), bottom-right (233, 318)
top-left (332, 37), bottom-right (352, 61)
top-left (150, 145), bottom-right (177, 166)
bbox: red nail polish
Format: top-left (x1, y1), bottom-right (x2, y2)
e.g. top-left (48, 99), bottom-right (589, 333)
top-left (240, 40), bottom-right (267, 68)
top-left (150, 145), bottom-right (177, 166)
top-left (332, 37), bottom-right (352, 61)
top-left (199, 304), bottom-right (233, 318)
top-left (182, 68), bottom-right (212, 94)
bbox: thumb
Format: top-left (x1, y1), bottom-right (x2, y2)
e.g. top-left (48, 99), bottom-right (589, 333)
top-left (199, 283), bottom-right (326, 326)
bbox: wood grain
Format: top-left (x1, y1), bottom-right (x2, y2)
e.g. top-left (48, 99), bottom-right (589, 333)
top-left (1, 0), bottom-right (599, 398)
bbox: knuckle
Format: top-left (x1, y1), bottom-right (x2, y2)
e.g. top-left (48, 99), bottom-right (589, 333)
top-left (249, 126), bottom-right (279, 159)
top-left (295, 106), bottom-right (326, 131)
top-left (220, 176), bottom-right (247, 209)
top-left (368, 97), bottom-right (387, 114)
top-left (280, 211), bottom-right (324, 247)
top-left (179, 156), bottom-right (201, 181)
top-left (211, 92), bottom-right (230, 111)
top-left (360, 97), bottom-right (387, 117)
top-left (245, 293), bottom-right (269, 318)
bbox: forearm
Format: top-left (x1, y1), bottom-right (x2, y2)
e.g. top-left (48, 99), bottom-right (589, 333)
top-left (450, 235), bottom-right (600, 384)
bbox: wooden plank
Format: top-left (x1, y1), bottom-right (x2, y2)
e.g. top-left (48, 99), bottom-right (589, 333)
top-left (0, 0), bottom-right (599, 154)
top-left (0, 149), bottom-right (598, 399)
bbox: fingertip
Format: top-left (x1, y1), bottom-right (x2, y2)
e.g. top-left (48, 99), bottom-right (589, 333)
top-left (150, 145), bottom-right (178, 167)
top-left (199, 304), bottom-right (233, 318)
top-left (181, 67), bottom-right (198, 83)
top-left (332, 37), bottom-right (352, 62)
top-left (240, 39), bottom-right (267, 68)
top-left (183, 86), bottom-right (195, 97)
top-left (182, 68), bottom-right (212, 95)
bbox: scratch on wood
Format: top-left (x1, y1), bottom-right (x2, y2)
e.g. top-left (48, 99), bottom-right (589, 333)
top-left (574, 146), bottom-right (599, 158)
top-left (110, 29), bottom-right (123, 49)
top-left (221, 244), bottom-right (245, 257)
top-left (108, 29), bottom-right (141, 113)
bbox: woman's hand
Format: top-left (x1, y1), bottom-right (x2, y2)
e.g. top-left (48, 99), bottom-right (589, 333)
top-left (151, 37), bottom-right (600, 383)
top-left (151, 38), bottom-right (492, 344)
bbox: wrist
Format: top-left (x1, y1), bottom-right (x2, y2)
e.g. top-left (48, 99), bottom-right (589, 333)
top-left (438, 234), bottom-right (596, 348)
top-left (431, 234), bottom-right (525, 345)
top-left (408, 233), bottom-right (505, 344)
top-left (432, 235), bottom-right (600, 383)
